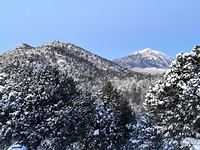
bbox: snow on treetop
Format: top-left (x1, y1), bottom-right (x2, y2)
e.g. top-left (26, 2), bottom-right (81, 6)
top-left (15, 43), bottom-right (33, 49)
top-left (42, 41), bottom-right (71, 48)
top-left (42, 41), bottom-right (58, 46)
top-left (181, 138), bottom-right (200, 150)
top-left (144, 44), bottom-right (200, 148)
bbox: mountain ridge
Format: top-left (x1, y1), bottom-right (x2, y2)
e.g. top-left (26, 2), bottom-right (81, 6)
top-left (0, 41), bottom-right (154, 100)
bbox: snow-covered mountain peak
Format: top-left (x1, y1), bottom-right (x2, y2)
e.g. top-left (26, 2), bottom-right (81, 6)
top-left (131, 48), bottom-right (165, 58)
top-left (133, 48), bottom-right (154, 54)
top-left (113, 48), bottom-right (174, 75)
top-left (142, 48), bottom-right (154, 52)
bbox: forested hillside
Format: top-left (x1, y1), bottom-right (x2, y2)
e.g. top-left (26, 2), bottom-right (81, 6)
top-left (0, 41), bottom-right (161, 149)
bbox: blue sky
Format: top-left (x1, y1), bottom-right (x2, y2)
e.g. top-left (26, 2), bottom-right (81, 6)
top-left (0, 1), bottom-right (200, 60)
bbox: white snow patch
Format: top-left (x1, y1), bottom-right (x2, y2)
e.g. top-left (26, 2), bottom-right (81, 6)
top-left (131, 67), bottom-right (167, 75)
top-left (94, 129), bottom-right (100, 136)
top-left (196, 88), bottom-right (200, 97)
top-left (131, 139), bottom-right (140, 144)
top-left (7, 144), bottom-right (27, 150)
top-left (8, 91), bottom-right (18, 99)
top-left (181, 138), bottom-right (200, 150)
top-left (0, 72), bottom-right (7, 78)
top-left (0, 85), bottom-right (5, 93)
top-left (0, 99), bottom-right (8, 109)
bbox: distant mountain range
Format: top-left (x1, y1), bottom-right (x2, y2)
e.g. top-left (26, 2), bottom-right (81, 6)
top-left (113, 48), bottom-right (174, 75)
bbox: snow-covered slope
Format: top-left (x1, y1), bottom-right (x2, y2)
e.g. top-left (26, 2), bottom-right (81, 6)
top-left (0, 41), bottom-right (129, 92)
top-left (131, 67), bottom-right (169, 75)
top-left (113, 48), bottom-right (174, 75)
top-left (0, 41), bottom-right (162, 149)
top-left (7, 41), bottom-right (123, 72)
top-left (0, 41), bottom-right (156, 101)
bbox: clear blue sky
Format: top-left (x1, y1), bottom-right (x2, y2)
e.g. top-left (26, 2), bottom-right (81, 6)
top-left (0, 0), bottom-right (200, 60)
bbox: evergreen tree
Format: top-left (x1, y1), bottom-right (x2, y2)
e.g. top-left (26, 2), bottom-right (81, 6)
top-left (144, 45), bottom-right (200, 146)
top-left (0, 63), bottom-right (95, 149)
top-left (85, 81), bottom-right (135, 149)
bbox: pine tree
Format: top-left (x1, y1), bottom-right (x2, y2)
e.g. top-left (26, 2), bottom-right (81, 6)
top-left (86, 81), bottom-right (136, 149)
top-left (144, 45), bottom-right (200, 146)
top-left (0, 62), bottom-right (95, 149)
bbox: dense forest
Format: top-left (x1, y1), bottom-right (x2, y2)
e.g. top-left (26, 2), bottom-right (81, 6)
top-left (0, 42), bottom-right (199, 149)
